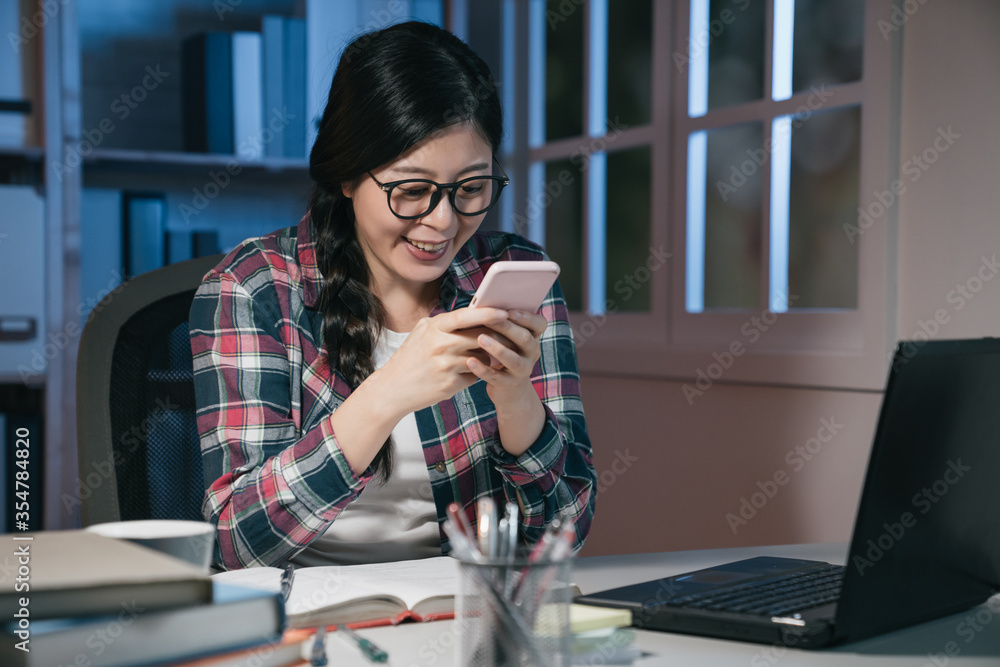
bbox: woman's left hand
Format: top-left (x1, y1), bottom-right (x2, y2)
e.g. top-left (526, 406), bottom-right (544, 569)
top-left (466, 309), bottom-right (548, 405)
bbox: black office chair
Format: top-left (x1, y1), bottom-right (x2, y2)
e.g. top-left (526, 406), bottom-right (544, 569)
top-left (76, 254), bottom-right (224, 526)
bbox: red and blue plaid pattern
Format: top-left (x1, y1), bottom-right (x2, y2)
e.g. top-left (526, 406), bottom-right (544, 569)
top-left (190, 215), bottom-right (596, 569)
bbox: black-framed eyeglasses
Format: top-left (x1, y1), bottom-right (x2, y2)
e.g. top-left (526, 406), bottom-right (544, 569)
top-left (368, 158), bottom-right (510, 220)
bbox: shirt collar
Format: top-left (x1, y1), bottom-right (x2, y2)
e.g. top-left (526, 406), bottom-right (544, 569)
top-left (434, 240), bottom-right (483, 314)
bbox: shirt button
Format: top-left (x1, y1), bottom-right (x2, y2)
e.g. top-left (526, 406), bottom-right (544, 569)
top-left (435, 462), bottom-right (446, 473)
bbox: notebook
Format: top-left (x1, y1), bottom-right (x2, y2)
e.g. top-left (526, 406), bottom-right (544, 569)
top-left (576, 338), bottom-right (1000, 648)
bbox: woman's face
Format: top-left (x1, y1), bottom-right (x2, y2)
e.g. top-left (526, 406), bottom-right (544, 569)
top-left (344, 124), bottom-right (494, 297)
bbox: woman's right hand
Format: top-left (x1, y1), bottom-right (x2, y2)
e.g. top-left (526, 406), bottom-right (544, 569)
top-left (372, 307), bottom-right (510, 418)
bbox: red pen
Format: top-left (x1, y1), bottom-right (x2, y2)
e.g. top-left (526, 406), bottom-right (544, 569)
top-left (446, 502), bottom-right (474, 540)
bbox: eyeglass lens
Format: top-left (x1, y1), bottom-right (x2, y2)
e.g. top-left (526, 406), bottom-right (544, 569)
top-left (389, 178), bottom-right (502, 218)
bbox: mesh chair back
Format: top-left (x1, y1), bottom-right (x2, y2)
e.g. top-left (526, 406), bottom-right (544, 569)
top-left (77, 255), bottom-right (224, 526)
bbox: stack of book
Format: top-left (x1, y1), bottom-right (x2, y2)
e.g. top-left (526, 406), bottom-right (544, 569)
top-left (182, 15), bottom-right (307, 162)
top-left (0, 531), bottom-right (303, 667)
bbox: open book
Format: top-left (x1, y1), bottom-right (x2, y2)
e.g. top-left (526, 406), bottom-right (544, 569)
top-left (212, 556), bottom-right (459, 629)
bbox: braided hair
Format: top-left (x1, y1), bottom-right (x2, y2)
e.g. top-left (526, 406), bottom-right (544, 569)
top-left (307, 21), bottom-right (503, 483)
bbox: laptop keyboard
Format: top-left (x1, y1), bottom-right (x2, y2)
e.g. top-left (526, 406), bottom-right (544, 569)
top-left (665, 564), bottom-right (844, 617)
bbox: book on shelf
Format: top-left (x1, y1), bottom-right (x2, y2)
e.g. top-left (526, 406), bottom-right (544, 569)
top-left (232, 31), bottom-right (263, 161)
top-left (213, 555), bottom-right (460, 629)
top-left (261, 15), bottom-right (285, 160)
top-left (80, 188), bottom-right (124, 319)
top-left (0, 530), bottom-right (212, 621)
top-left (183, 20), bottom-right (307, 160)
top-left (182, 32), bottom-right (234, 155)
top-left (0, 0), bottom-right (38, 148)
top-left (1, 581), bottom-right (286, 667)
top-left (167, 230), bottom-right (221, 264)
top-left (123, 192), bottom-right (166, 278)
top-left (281, 18), bottom-right (307, 159)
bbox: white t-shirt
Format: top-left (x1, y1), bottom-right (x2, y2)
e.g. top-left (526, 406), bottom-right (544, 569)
top-left (292, 329), bottom-right (442, 567)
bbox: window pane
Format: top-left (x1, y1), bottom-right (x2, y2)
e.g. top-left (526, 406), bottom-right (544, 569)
top-left (787, 106), bottom-right (860, 309)
top-left (606, 146), bottom-right (652, 312)
top-left (707, 0), bottom-right (765, 110)
top-left (792, 0), bottom-right (864, 93)
top-left (545, 0), bottom-right (584, 141)
top-left (703, 122), bottom-right (763, 309)
top-left (542, 158), bottom-right (584, 311)
top-left (608, 0), bottom-right (652, 127)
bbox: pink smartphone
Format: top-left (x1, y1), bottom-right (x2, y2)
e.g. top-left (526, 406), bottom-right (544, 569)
top-left (469, 260), bottom-right (561, 312)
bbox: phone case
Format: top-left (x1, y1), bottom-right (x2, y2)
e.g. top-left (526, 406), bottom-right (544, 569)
top-left (469, 260), bottom-right (561, 312)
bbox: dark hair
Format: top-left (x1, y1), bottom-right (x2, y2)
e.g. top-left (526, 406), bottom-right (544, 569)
top-left (308, 21), bottom-right (502, 483)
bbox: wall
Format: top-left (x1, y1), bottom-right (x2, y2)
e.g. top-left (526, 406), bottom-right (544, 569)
top-left (579, 0), bottom-right (1000, 558)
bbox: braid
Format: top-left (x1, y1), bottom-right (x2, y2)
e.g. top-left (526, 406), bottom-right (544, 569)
top-left (311, 185), bottom-right (394, 484)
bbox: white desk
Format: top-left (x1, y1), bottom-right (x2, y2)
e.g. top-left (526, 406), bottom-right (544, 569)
top-left (318, 543), bottom-right (1000, 666)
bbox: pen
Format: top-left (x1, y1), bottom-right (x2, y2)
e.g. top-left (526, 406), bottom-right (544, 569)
top-left (310, 626), bottom-right (327, 666)
top-left (446, 502), bottom-right (474, 539)
top-left (477, 498), bottom-right (497, 559)
top-left (339, 625), bottom-right (389, 663)
top-left (497, 516), bottom-right (510, 561)
top-left (280, 562), bottom-right (295, 602)
top-left (504, 501), bottom-right (519, 561)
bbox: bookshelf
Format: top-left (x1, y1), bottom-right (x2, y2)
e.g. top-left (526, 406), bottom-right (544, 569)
top-left (1, 0), bottom-right (467, 531)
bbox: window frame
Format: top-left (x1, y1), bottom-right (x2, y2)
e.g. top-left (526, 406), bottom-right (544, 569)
top-left (500, 0), bottom-right (900, 392)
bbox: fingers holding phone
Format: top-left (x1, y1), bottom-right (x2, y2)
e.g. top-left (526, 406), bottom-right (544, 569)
top-left (375, 307), bottom-right (508, 415)
top-left (466, 261), bottom-right (558, 391)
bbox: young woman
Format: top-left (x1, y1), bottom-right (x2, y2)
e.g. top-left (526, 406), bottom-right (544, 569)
top-left (190, 21), bottom-right (596, 570)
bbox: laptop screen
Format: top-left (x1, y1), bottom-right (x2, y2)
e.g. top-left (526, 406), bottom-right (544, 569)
top-left (835, 338), bottom-right (1000, 643)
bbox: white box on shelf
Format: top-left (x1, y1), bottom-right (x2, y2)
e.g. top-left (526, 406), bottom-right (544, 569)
top-left (0, 185), bottom-right (46, 381)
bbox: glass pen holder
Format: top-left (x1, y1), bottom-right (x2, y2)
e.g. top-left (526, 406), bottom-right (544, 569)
top-left (455, 553), bottom-right (573, 667)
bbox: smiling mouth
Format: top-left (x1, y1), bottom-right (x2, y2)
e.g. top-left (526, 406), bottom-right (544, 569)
top-left (404, 237), bottom-right (449, 253)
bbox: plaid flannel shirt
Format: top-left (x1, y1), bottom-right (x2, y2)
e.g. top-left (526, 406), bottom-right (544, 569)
top-left (190, 215), bottom-right (597, 569)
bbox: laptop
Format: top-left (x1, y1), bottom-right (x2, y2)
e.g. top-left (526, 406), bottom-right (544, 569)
top-left (576, 338), bottom-right (1000, 648)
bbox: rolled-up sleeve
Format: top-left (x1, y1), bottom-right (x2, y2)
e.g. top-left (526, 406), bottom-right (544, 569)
top-left (485, 279), bottom-right (597, 551)
top-left (190, 271), bottom-right (372, 570)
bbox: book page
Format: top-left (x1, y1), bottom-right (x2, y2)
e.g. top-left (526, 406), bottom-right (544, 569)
top-left (212, 556), bottom-right (459, 615)
top-left (288, 556), bottom-right (458, 614)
